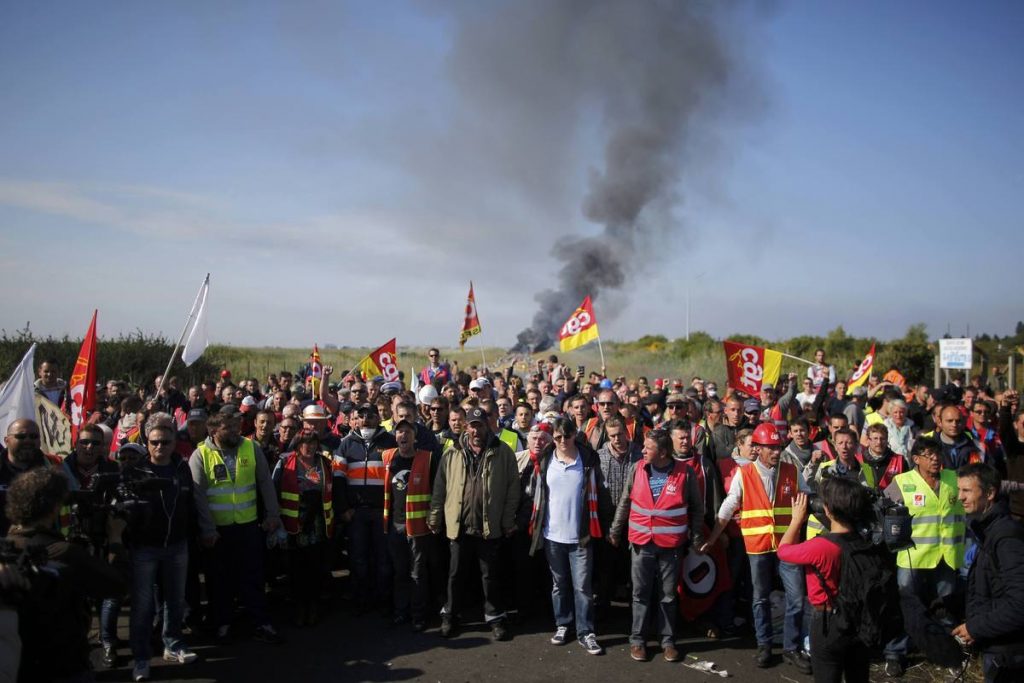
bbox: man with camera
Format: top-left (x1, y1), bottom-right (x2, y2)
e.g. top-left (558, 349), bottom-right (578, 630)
top-left (5, 466), bottom-right (129, 681)
top-left (779, 477), bottom-right (877, 682)
top-left (953, 463), bottom-right (1024, 682)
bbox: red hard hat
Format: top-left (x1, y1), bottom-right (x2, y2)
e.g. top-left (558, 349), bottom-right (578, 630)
top-left (751, 423), bottom-right (782, 447)
top-left (220, 369), bottom-right (231, 379)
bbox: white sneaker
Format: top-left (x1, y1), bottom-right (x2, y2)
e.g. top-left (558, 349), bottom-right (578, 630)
top-left (163, 647), bottom-right (199, 664)
top-left (579, 633), bottom-right (604, 655)
top-left (132, 662), bottom-right (150, 682)
top-left (550, 625), bottom-right (569, 645)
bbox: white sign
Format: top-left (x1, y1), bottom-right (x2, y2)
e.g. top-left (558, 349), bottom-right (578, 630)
top-left (940, 338), bottom-right (973, 370)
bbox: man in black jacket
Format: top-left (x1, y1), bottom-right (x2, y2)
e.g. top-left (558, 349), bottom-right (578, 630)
top-left (954, 463), bottom-right (1024, 682)
top-left (125, 418), bottom-right (198, 680)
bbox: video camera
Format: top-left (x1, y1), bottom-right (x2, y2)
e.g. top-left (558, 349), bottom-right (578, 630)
top-left (808, 471), bottom-right (914, 551)
top-left (66, 470), bottom-right (165, 546)
top-left (0, 538), bottom-right (56, 601)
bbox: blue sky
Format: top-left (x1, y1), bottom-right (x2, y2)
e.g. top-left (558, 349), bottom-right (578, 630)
top-left (1, 1), bottom-right (1021, 348)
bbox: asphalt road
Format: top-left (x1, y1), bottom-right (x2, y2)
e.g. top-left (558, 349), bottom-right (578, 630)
top-left (88, 595), bottom-right (974, 683)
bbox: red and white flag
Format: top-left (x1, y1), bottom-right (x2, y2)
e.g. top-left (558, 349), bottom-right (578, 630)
top-left (69, 310), bottom-right (98, 444)
top-left (459, 282), bottom-right (482, 349)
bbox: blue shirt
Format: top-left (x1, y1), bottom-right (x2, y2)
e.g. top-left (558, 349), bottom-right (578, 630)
top-left (543, 453), bottom-right (584, 544)
top-left (649, 462), bottom-right (675, 501)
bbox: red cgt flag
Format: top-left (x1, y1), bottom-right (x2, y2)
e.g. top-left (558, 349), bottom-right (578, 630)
top-left (723, 341), bottom-right (782, 397)
top-left (459, 282), bottom-right (482, 349)
top-left (357, 338), bottom-right (399, 383)
top-left (69, 310), bottom-right (98, 444)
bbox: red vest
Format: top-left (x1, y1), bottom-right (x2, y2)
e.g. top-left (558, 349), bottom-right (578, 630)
top-left (279, 453), bottom-right (334, 538)
top-left (382, 448), bottom-right (433, 537)
top-left (627, 461), bottom-right (691, 548)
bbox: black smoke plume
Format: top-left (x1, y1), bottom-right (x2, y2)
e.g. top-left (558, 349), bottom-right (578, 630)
top-left (501, 1), bottom-right (742, 352)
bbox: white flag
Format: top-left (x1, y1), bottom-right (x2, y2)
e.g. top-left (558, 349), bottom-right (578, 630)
top-left (181, 275), bottom-right (210, 367)
top-left (0, 343), bottom-right (38, 436)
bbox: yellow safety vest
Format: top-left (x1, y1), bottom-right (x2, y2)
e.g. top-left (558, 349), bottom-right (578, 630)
top-left (806, 461), bottom-right (876, 539)
top-left (499, 429), bottom-right (519, 453)
top-left (198, 439), bottom-right (258, 527)
top-left (893, 469), bottom-right (965, 570)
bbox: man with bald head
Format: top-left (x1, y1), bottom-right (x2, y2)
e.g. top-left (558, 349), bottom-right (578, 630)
top-left (1, 419), bottom-right (65, 535)
top-left (583, 390), bottom-right (644, 451)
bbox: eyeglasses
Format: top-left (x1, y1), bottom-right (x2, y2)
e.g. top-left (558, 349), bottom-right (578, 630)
top-left (552, 433), bottom-right (570, 441)
top-left (10, 433), bottom-right (39, 440)
top-left (429, 407), bottom-right (442, 411)
top-left (78, 439), bottom-right (102, 446)
top-left (149, 439), bottom-right (172, 446)
top-left (597, 401), bottom-right (616, 407)
top-left (914, 451), bottom-right (941, 460)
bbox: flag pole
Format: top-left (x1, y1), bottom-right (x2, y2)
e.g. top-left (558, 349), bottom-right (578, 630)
top-left (158, 273), bottom-right (208, 394)
top-left (596, 335), bottom-right (607, 374)
top-left (476, 334), bottom-right (487, 370)
top-left (778, 352), bottom-right (815, 366)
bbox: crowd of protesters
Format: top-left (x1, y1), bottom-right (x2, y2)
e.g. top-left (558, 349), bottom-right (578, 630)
top-left (1, 348), bottom-right (1023, 682)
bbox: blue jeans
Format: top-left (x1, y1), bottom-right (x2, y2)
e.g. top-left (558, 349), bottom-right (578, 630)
top-left (544, 540), bottom-right (595, 637)
top-left (130, 541), bottom-right (188, 663)
top-left (884, 562), bottom-right (959, 660)
top-left (100, 598), bottom-right (121, 647)
top-left (749, 552), bottom-right (805, 651)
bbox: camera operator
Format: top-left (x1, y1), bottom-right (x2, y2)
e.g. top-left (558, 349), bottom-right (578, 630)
top-left (123, 417), bottom-right (197, 681)
top-left (953, 463), bottom-right (1024, 682)
top-left (779, 478), bottom-right (873, 682)
top-left (62, 423), bottom-right (122, 668)
top-left (5, 466), bottom-right (128, 682)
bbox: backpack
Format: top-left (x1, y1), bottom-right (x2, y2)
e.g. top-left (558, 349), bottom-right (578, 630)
top-left (813, 532), bottom-right (903, 649)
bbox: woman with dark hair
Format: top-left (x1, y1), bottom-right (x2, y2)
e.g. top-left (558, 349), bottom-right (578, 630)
top-left (527, 416), bottom-right (611, 655)
top-left (272, 431), bottom-right (335, 625)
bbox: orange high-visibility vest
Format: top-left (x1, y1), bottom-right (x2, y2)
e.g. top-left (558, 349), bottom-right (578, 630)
top-left (381, 448), bottom-right (433, 537)
top-left (737, 461), bottom-right (797, 555)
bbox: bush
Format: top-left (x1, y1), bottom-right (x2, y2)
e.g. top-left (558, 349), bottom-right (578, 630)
top-left (0, 326), bottom-right (220, 388)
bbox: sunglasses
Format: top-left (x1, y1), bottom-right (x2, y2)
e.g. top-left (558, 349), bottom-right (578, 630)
top-left (596, 401), bottom-right (616, 407)
top-left (78, 439), bottom-right (102, 446)
top-left (667, 404), bottom-right (686, 409)
top-left (10, 433), bottom-right (40, 440)
top-left (552, 433), bottom-right (570, 441)
top-left (149, 439), bottom-right (173, 446)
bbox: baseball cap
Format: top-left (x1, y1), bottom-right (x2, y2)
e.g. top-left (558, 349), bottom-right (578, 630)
top-left (653, 378), bottom-right (665, 389)
top-left (761, 382), bottom-right (775, 392)
top-left (466, 407), bottom-right (488, 424)
top-left (743, 398), bottom-right (762, 413)
top-left (381, 381), bottom-right (402, 394)
top-left (392, 418), bottom-right (416, 432)
top-left (338, 400), bottom-right (355, 414)
top-left (665, 391), bottom-right (687, 406)
top-left (219, 404), bottom-right (241, 417)
top-left (355, 402), bottom-right (379, 416)
top-left (116, 442), bottom-right (147, 461)
top-left (469, 378), bottom-right (491, 391)
top-left (240, 396), bottom-right (257, 413)
top-left (186, 408), bottom-right (207, 423)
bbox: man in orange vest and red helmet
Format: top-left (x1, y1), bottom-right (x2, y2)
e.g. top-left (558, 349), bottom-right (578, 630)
top-left (382, 419), bottom-right (438, 632)
top-left (701, 422), bottom-right (812, 675)
top-left (609, 429), bottom-right (704, 664)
